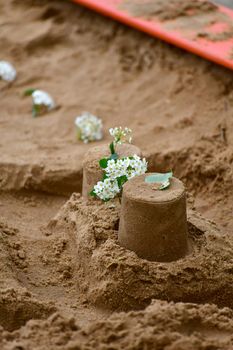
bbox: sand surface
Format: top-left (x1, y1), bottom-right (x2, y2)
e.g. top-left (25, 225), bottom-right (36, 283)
top-left (0, 0), bottom-right (233, 348)
top-left (121, 0), bottom-right (217, 21)
top-left (215, 0), bottom-right (233, 9)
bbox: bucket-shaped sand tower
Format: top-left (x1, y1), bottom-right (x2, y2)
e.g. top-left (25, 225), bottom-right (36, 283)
top-left (118, 173), bottom-right (189, 262)
top-left (82, 144), bottom-right (142, 198)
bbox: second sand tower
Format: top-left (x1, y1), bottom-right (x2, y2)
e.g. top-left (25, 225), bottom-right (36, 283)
top-left (118, 174), bottom-right (189, 262)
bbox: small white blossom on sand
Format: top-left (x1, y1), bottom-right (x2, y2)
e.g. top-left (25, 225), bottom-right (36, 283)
top-left (93, 178), bottom-right (120, 201)
top-left (109, 127), bottom-right (132, 145)
top-left (0, 61), bottom-right (16, 82)
top-left (32, 90), bottom-right (55, 111)
top-left (75, 112), bottom-right (103, 143)
top-left (24, 88), bottom-right (55, 117)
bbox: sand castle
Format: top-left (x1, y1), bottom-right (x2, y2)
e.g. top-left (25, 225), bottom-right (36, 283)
top-left (82, 143), bottom-right (142, 198)
top-left (64, 132), bottom-right (233, 312)
top-left (1, 1), bottom-right (233, 348)
top-left (119, 174), bottom-right (189, 262)
top-left (82, 131), bottom-right (189, 263)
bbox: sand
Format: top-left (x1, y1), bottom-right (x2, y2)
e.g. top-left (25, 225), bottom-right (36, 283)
top-left (1, 301), bottom-right (233, 350)
top-left (120, 0), bottom-right (217, 21)
top-left (118, 175), bottom-right (189, 262)
top-left (0, 0), bottom-right (233, 348)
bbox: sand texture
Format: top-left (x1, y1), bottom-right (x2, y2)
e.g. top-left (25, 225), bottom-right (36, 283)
top-left (1, 300), bottom-right (233, 350)
top-left (0, 0), bottom-right (233, 348)
top-left (49, 194), bottom-right (233, 311)
top-left (1, 0), bottom-right (232, 230)
top-left (121, 0), bottom-right (217, 21)
top-left (118, 175), bottom-right (189, 261)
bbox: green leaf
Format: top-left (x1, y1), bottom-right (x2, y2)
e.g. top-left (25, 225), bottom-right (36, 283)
top-left (32, 104), bottom-right (40, 117)
top-left (24, 88), bottom-right (36, 96)
top-left (109, 153), bottom-right (118, 160)
top-left (103, 198), bottom-right (110, 202)
top-left (99, 158), bottom-right (108, 169)
top-left (117, 175), bottom-right (128, 188)
top-left (89, 189), bottom-right (96, 197)
top-left (145, 172), bottom-right (173, 190)
top-left (109, 142), bottom-right (115, 155)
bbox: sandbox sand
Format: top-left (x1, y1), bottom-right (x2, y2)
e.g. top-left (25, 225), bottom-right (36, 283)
top-left (121, 0), bottom-right (217, 21)
top-left (0, 0), bottom-right (233, 348)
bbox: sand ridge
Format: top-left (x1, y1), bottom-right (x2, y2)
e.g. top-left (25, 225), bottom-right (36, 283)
top-left (1, 300), bottom-right (233, 349)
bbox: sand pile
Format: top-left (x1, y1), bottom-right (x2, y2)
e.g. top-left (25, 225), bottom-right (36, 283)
top-left (1, 0), bottom-right (232, 229)
top-left (1, 300), bottom-right (233, 350)
top-left (49, 194), bottom-right (233, 311)
top-left (0, 0), bottom-right (233, 348)
top-left (1, 191), bottom-right (233, 348)
top-left (0, 220), bottom-right (56, 332)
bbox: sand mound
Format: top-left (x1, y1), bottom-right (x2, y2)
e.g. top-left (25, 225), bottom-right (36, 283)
top-left (1, 300), bottom-right (233, 350)
top-left (49, 194), bottom-right (233, 310)
top-left (0, 288), bottom-right (56, 332)
top-left (0, 0), bottom-right (232, 231)
top-left (0, 220), bottom-right (56, 331)
top-left (1, 192), bottom-right (233, 348)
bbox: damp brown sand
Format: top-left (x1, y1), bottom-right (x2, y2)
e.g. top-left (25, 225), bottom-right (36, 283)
top-left (1, 0), bottom-right (232, 231)
top-left (0, 192), bottom-right (111, 330)
top-left (50, 194), bottom-right (233, 311)
top-left (120, 0), bottom-right (217, 21)
top-left (121, 0), bottom-right (233, 44)
top-left (0, 0), bottom-right (233, 347)
top-left (118, 175), bottom-right (189, 262)
top-left (1, 300), bottom-right (233, 350)
top-left (197, 25), bottom-right (233, 41)
top-left (1, 192), bottom-right (233, 349)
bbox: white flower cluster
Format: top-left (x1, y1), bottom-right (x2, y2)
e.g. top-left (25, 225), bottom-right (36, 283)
top-left (105, 155), bottom-right (147, 180)
top-left (32, 90), bottom-right (55, 110)
top-left (109, 127), bottom-right (132, 144)
top-left (93, 155), bottom-right (147, 201)
top-left (0, 61), bottom-right (17, 82)
top-left (75, 112), bottom-right (103, 143)
top-left (94, 178), bottom-right (120, 201)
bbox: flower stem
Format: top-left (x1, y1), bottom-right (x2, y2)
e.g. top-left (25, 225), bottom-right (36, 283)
top-left (109, 141), bottom-right (115, 155)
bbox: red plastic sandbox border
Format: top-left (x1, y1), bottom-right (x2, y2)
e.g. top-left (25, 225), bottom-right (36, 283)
top-left (71, 0), bottom-right (233, 70)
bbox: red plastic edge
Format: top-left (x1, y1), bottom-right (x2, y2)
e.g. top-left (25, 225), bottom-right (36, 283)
top-left (71, 0), bottom-right (233, 71)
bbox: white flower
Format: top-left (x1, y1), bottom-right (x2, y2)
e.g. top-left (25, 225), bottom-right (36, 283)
top-left (32, 90), bottom-right (55, 110)
top-left (91, 125), bottom-right (147, 201)
top-left (105, 154), bottom-right (147, 181)
top-left (0, 61), bottom-right (16, 82)
top-left (75, 112), bottom-right (103, 143)
top-left (127, 155), bottom-right (147, 179)
top-left (94, 178), bottom-right (120, 201)
top-left (109, 126), bottom-right (132, 145)
top-left (92, 154), bottom-right (147, 201)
